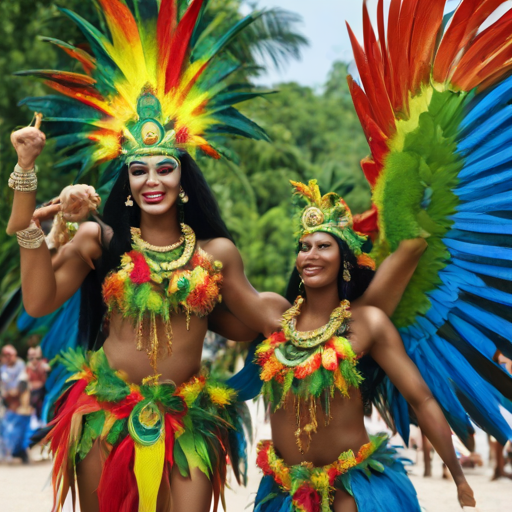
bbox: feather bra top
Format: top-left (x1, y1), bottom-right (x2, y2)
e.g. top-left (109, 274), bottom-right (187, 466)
top-left (102, 224), bottom-right (222, 372)
top-left (255, 297), bottom-right (363, 453)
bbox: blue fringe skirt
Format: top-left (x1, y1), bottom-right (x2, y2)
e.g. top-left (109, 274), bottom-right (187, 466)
top-left (254, 434), bottom-right (421, 512)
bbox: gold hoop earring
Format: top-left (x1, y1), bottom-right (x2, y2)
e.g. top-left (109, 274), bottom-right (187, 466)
top-left (125, 195), bottom-right (134, 207)
top-left (299, 276), bottom-right (305, 294)
top-left (343, 261), bottom-right (351, 282)
top-left (179, 186), bottom-right (189, 204)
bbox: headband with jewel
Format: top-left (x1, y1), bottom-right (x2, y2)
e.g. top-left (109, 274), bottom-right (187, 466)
top-left (290, 180), bottom-right (374, 267)
top-left (16, 0), bottom-right (270, 189)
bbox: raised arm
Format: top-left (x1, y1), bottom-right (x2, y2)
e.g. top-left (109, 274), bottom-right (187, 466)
top-left (208, 305), bottom-right (259, 342)
top-left (362, 307), bottom-right (476, 509)
top-left (354, 238), bottom-right (427, 317)
top-left (202, 237), bottom-right (290, 337)
top-left (7, 116), bottom-right (45, 235)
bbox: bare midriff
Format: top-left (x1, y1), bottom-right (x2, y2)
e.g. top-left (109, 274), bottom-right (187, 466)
top-left (269, 389), bottom-right (370, 467)
top-left (103, 311), bottom-right (208, 386)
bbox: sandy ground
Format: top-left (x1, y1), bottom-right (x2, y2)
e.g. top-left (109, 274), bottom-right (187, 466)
top-left (1, 406), bottom-right (511, 512)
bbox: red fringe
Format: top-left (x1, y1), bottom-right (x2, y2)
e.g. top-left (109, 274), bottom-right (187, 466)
top-left (97, 436), bottom-right (138, 512)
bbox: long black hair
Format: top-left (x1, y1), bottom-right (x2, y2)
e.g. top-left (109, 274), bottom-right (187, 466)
top-left (284, 235), bottom-right (375, 303)
top-left (78, 152), bottom-right (233, 349)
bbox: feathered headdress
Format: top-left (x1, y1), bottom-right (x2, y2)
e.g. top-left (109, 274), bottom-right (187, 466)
top-left (290, 180), bottom-right (374, 268)
top-left (17, 0), bottom-right (269, 188)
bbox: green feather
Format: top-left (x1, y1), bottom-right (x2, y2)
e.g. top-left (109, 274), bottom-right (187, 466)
top-left (77, 410), bottom-right (105, 461)
top-left (106, 419), bottom-right (127, 446)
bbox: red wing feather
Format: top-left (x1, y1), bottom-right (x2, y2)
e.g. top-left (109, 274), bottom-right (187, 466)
top-left (362, 2), bottom-right (395, 136)
top-left (347, 22), bottom-right (392, 137)
top-left (451, 9), bottom-right (512, 90)
top-left (376, 0), bottom-right (395, 108)
top-left (347, 75), bottom-right (375, 142)
top-left (433, 0), bottom-right (507, 82)
top-left (395, 0), bottom-right (421, 114)
top-left (408, 0), bottom-right (445, 93)
top-left (387, 0), bottom-right (404, 113)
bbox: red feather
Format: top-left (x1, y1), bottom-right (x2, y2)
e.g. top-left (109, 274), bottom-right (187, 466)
top-left (97, 436), bottom-right (138, 512)
top-left (360, 157), bottom-right (382, 189)
top-left (362, 2), bottom-right (395, 136)
top-left (347, 75), bottom-right (375, 142)
top-left (164, 0), bottom-right (205, 93)
top-left (408, 0), bottom-right (445, 93)
top-left (451, 9), bottom-right (512, 90)
top-left (395, 0), bottom-right (420, 113)
top-left (433, 0), bottom-right (507, 83)
top-left (292, 485), bottom-right (322, 512)
top-left (353, 204), bottom-right (379, 240)
top-left (157, 0), bottom-right (178, 72)
top-left (387, 0), bottom-right (404, 113)
top-left (376, 0), bottom-right (395, 109)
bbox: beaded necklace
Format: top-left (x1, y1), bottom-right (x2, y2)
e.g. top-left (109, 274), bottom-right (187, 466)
top-left (255, 296), bottom-right (362, 453)
top-left (102, 224), bottom-right (223, 374)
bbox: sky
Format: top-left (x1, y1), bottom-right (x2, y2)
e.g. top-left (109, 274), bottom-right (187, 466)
top-left (250, 0), bottom-right (365, 88)
top-left (250, 0), bottom-right (512, 88)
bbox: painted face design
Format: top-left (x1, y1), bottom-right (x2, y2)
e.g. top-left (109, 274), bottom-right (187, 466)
top-left (128, 155), bottom-right (181, 216)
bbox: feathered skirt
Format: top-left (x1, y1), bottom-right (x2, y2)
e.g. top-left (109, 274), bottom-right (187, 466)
top-left (43, 348), bottom-right (250, 512)
top-left (254, 434), bottom-right (421, 512)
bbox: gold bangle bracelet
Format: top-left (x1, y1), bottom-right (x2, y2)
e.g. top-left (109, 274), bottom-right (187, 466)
top-left (16, 226), bottom-right (45, 249)
top-left (8, 170), bottom-right (38, 192)
top-left (8, 164), bottom-right (38, 192)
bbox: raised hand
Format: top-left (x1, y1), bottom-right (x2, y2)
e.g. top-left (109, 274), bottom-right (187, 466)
top-left (59, 184), bottom-right (101, 222)
top-left (10, 113), bottom-right (46, 170)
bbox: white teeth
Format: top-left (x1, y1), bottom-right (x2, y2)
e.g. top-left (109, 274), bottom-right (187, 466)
top-left (146, 194), bottom-right (163, 199)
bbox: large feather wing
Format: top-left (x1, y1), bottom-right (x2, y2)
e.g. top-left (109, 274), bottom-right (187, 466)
top-left (348, 0), bottom-right (512, 445)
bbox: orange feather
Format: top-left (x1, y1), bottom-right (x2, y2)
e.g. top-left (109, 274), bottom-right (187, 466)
top-left (347, 75), bottom-right (375, 142)
top-left (157, 0), bottom-right (178, 77)
top-left (97, 0), bottom-right (141, 50)
top-left (433, 0), bottom-right (507, 83)
top-left (164, 0), bottom-right (205, 93)
top-left (362, 1), bottom-right (395, 136)
top-left (395, 0), bottom-right (420, 113)
top-left (387, 0), bottom-right (405, 113)
top-left (451, 9), bottom-right (512, 90)
top-left (408, 0), bottom-right (445, 94)
top-left (376, 0), bottom-right (395, 109)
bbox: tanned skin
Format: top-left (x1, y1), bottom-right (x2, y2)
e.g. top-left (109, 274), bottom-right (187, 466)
top-left (267, 232), bottom-right (475, 511)
top-left (9, 124), bottom-right (289, 512)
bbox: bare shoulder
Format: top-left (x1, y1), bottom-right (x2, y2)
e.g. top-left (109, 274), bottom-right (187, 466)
top-left (199, 237), bottom-right (240, 266)
top-left (350, 305), bottom-right (391, 338)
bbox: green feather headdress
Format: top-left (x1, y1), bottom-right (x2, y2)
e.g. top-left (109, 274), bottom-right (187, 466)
top-left (17, 0), bottom-right (270, 190)
top-left (290, 180), bottom-right (373, 264)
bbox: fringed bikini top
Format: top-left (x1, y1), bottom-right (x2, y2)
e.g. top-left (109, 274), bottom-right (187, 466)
top-left (255, 296), bottom-right (363, 453)
top-left (102, 224), bottom-right (223, 373)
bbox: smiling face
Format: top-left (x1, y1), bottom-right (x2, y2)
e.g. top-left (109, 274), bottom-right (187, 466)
top-left (128, 155), bottom-right (181, 216)
top-left (296, 232), bottom-right (341, 290)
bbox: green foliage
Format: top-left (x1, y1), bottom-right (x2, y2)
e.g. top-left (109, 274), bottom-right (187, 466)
top-left (202, 62), bottom-right (371, 293)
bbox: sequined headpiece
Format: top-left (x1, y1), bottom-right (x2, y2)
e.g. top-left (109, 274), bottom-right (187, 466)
top-left (17, 0), bottom-right (269, 188)
top-left (290, 180), bottom-right (373, 265)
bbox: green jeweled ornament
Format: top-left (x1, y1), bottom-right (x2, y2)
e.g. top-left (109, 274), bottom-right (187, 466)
top-left (128, 400), bottom-right (164, 446)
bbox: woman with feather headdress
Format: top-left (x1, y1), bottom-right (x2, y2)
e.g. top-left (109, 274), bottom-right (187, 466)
top-left (6, 1), bottom-right (293, 511)
top-left (230, 0), bottom-right (512, 510)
